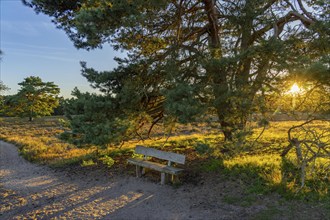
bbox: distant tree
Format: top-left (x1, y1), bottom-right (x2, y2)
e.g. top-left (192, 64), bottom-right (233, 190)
top-left (52, 97), bottom-right (66, 116)
top-left (12, 76), bottom-right (60, 121)
top-left (0, 81), bottom-right (8, 93)
top-left (0, 50), bottom-right (9, 108)
top-left (0, 50), bottom-right (7, 92)
top-left (0, 81), bottom-right (9, 110)
top-left (24, 0), bottom-right (329, 144)
top-left (0, 50), bottom-right (8, 108)
top-left (2, 95), bottom-right (18, 117)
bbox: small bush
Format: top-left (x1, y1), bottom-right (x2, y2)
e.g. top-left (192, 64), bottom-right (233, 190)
top-left (200, 159), bottom-right (224, 172)
top-left (99, 155), bottom-right (115, 168)
top-left (81, 159), bottom-right (96, 167)
top-left (58, 118), bottom-right (71, 128)
top-left (195, 142), bottom-right (212, 155)
top-left (59, 131), bottom-right (72, 141)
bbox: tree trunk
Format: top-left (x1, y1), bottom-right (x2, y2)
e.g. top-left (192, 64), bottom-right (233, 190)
top-left (29, 108), bottom-right (34, 121)
top-left (217, 103), bottom-right (248, 141)
top-left (218, 115), bottom-right (233, 141)
top-left (203, 0), bottom-right (235, 140)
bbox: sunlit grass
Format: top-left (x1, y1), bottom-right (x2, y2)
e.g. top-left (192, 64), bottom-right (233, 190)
top-left (0, 117), bottom-right (329, 200)
top-left (223, 153), bottom-right (283, 184)
top-left (0, 117), bottom-right (96, 166)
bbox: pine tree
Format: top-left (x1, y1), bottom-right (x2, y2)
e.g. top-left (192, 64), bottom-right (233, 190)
top-left (12, 76), bottom-right (60, 121)
top-left (25, 0), bottom-right (329, 143)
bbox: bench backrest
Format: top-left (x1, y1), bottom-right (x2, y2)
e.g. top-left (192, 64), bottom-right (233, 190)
top-left (135, 145), bottom-right (185, 165)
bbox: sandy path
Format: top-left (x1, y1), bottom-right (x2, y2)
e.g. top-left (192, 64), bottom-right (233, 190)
top-left (1, 141), bottom-right (328, 220)
top-left (1, 140), bottom-right (252, 220)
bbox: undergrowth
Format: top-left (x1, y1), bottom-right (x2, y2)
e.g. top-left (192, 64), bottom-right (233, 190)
top-left (0, 117), bottom-right (329, 202)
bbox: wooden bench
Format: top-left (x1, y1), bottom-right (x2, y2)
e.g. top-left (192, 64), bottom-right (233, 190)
top-left (127, 145), bottom-right (186, 185)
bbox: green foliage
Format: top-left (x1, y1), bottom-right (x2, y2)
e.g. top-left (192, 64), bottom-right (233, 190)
top-left (58, 131), bottom-right (73, 141)
top-left (81, 159), bottom-right (96, 167)
top-left (3, 76), bottom-right (60, 121)
top-left (25, 0), bottom-right (330, 142)
top-left (0, 80), bottom-right (9, 92)
top-left (280, 148), bottom-right (329, 196)
top-left (0, 81), bottom-right (9, 109)
top-left (64, 87), bottom-right (145, 146)
top-left (58, 118), bottom-right (71, 128)
top-left (195, 142), bottom-right (212, 155)
top-left (164, 83), bottom-right (205, 123)
top-left (99, 155), bottom-right (114, 168)
top-left (1, 117), bottom-right (329, 202)
top-left (200, 158), bottom-right (224, 172)
top-left (52, 97), bottom-right (66, 115)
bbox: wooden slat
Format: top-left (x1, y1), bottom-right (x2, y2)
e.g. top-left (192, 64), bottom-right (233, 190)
top-left (127, 158), bottom-right (184, 175)
top-left (135, 145), bottom-right (185, 164)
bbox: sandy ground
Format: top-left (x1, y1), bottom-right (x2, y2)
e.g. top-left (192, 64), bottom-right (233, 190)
top-left (0, 141), bottom-right (328, 220)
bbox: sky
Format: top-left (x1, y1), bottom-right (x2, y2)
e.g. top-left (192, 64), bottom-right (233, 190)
top-left (0, 0), bottom-right (124, 98)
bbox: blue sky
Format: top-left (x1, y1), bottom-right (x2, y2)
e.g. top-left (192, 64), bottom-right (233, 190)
top-left (0, 0), bottom-right (123, 98)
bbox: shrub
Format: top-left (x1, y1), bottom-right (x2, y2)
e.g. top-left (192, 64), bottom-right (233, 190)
top-left (99, 155), bottom-right (115, 168)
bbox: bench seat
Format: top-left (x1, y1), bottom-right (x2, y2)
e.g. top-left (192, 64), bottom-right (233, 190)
top-left (127, 158), bottom-right (184, 175)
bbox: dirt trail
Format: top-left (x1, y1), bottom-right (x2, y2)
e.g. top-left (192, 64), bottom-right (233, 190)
top-left (1, 141), bottom-right (327, 219)
top-left (0, 141), bottom-right (242, 219)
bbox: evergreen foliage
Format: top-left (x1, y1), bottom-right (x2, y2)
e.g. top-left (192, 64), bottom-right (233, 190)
top-left (0, 80), bottom-right (9, 95)
top-left (4, 76), bottom-right (60, 121)
top-left (52, 97), bottom-right (66, 116)
top-left (24, 0), bottom-right (330, 145)
top-left (0, 81), bottom-right (9, 110)
top-left (0, 51), bottom-right (9, 108)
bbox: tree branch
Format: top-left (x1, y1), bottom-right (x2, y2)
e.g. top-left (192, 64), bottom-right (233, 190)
top-left (297, 0), bottom-right (317, 22)
top-left (250, 11), bottom-right (316, 43)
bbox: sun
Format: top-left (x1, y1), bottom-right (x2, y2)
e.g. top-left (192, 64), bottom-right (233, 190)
top-left (289, 83), bottom-right (301, 95)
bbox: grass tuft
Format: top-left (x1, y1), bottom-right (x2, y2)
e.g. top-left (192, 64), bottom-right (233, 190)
top-left (0, 117), bottom-right (328, 202)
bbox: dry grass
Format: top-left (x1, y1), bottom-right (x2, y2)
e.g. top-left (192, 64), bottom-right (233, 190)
top-left (0, 117), bottom-right (97, 165)
top-left (0, 117), bottom-right (329, 200)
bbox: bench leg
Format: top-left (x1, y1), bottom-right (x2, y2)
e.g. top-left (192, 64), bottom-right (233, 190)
top-left (161, 173), bottom-right (171, 185)
top-left (171, 175), bottom-right (180, 184)
top-left (171, 175), bottom-right (174, 182)
top-left (161, 173), bottom-right (166, 185)
top-left (136, 166), bottom-right (143, 178)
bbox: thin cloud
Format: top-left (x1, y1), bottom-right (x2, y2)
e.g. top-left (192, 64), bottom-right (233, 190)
top-left (7, 51), bottom-right (79, 62)
top-left (2, 41), bottom-right (69, 51)
top-left (7, 49), bottom-right (79, 63)
top-left (1, 20), bottom-right (40, 37)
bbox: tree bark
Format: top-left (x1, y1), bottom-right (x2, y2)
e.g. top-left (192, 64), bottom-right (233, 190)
top-left (203, 0), bottom-right (235, 140)
top-left (29, 108), bottom-right (34, 121)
